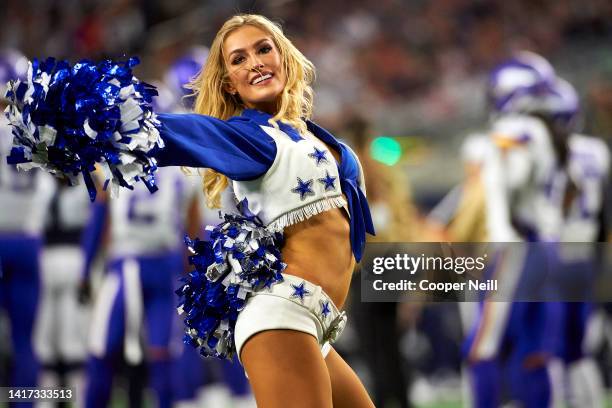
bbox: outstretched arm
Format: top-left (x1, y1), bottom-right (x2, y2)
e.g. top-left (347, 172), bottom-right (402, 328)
top-left (4, 58), bottom-right (279, 198)
top-left (156, 113), bottom-right (277, 181)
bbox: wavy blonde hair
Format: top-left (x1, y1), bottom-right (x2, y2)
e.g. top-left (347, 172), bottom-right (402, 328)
top-left (187, 14), bottom-right (316, 208)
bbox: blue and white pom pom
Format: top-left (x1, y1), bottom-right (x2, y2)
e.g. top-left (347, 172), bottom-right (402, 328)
top-left (177, 200), bottom-right (286, 360)
top-left (4, 57), bottom-right (163, 200)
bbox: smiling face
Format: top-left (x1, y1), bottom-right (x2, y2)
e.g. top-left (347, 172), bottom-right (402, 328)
top-left (222, 25), bottom-right (286, 114)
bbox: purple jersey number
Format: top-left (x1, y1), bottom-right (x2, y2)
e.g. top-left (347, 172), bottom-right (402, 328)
top-left (127, 188), bottom-right (157, 224)
top-left (0, 165), bottom-right (36, 192)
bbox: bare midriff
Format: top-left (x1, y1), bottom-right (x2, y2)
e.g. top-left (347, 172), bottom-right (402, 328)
top-left (281, 206), bottom-right (355, 309)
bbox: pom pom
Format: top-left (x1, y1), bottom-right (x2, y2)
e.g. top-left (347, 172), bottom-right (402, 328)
top-left (4, 57), bottom-right (163, 200)
top-left (177, 200), bottom-right (286, 360)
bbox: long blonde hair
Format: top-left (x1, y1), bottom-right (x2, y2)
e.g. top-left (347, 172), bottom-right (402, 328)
top-left (187, 14), bottom-right (316, 208)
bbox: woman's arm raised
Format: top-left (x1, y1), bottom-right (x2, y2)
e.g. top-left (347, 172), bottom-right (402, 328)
top-left (156, 113), bottom-right (276, 181)
top-left (3, 57), bottom-right (277, 199)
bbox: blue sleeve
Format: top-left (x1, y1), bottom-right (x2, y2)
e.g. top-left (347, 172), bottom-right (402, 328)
top-left (155, 113), bottom-right (277, 181)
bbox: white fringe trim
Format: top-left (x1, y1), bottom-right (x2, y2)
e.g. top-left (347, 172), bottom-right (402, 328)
top-left (266, 196), bottom-right (348, 232)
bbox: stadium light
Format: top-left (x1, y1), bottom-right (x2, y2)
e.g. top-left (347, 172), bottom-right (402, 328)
top-left (370, 136), bottom-right (402, 166)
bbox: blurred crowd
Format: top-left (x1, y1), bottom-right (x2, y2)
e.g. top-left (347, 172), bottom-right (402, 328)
top-left (2, 0), bottom-right (612, 132)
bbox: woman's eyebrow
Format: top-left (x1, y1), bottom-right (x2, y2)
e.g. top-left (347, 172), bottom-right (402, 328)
top-left (227, 38), bottom-right (271, 58)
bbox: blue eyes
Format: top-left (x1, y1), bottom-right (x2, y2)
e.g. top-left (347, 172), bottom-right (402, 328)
top-left (231, 45), bottom-right (273, 65)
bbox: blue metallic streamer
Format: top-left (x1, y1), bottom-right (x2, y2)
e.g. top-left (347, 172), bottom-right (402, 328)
top-left (4, 57), bottom-right (163, 200)
top-left (177, 200), bottom-right (286, 360)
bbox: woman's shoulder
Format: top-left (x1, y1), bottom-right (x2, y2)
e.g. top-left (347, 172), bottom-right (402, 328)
top-left (227, 113), bottom-right (255, 124)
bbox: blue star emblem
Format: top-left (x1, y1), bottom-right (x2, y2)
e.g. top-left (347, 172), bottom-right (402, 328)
top-left (290, 281), bottom-right (311, 303)
top-left (291, 177), bottom-right (315, 201)
top-left (318, 171), bottom-right (336, 191)
top-left (320, 300), bottom-right (331, 319)
top-left (308, 147), bottom-right (329, 166)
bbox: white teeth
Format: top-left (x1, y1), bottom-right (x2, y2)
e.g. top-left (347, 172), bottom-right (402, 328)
top-left (252, 74), bottom-right (272, 85)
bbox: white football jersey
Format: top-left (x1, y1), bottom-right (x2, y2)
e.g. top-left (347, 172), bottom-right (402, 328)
top-left (482, 114), bottom-right (563, 241)
top-left (0, 118), bottom-right (55, 235)
top-left (108, 167), bottom-right (200, 257)
top-left (44, 180), bottom-right (92, 245)
top-left (559, 133), bottom-right (609, 242)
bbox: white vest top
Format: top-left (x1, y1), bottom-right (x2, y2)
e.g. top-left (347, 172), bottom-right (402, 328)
top-left (157, 109), bottom-right (374, 260)
top-left (233, 124), bottom-right (350, 231)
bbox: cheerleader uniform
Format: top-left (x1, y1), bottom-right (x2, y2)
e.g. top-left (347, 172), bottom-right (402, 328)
top-left (156, 108), bottom-right (375, 360)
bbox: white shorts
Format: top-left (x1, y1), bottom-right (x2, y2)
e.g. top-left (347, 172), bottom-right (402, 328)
top-left (234, 273), bottom-right (347, 364)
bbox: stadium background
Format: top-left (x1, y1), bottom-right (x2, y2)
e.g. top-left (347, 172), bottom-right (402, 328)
top-left (1, 0), bottom-right (612, 407)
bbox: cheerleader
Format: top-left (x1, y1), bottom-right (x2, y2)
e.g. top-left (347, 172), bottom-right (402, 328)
top-left (153, 14), bottom-right (376, 407)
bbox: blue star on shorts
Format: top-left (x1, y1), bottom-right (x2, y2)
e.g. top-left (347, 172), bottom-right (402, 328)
top-left (320, 300), bottom-right (331, 319)
top-left (290, 281), bottom-right (311, 303)
top-left (291, 177), bottom-right (315, 200)
top-left (318, 171), bottom-right (336, 191)
top-left (308, 147), bottom-right (329, 166)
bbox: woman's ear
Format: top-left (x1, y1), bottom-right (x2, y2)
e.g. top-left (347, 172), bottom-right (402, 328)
top-left (223, 82), bottom-right (237, 95)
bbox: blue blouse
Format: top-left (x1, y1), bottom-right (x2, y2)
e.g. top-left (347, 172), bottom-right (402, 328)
top-left (156, 109), bottom-right (375, 261)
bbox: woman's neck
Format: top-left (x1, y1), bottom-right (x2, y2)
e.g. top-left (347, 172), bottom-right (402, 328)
top-left (245, 101), bottom-right (278, 115)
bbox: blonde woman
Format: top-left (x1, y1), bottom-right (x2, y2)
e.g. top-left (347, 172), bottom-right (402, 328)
top-left (154, 14), bottom-right (376, 407)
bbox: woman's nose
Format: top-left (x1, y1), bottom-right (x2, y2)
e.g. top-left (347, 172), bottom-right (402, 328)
top-left (250, 62), bottom-right (264, 71)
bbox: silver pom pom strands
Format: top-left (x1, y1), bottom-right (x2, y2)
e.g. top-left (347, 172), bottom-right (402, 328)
top-left (4, 57), bottom-right (163, 200)
top-left (177, 200), bottom-right (286, 360)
